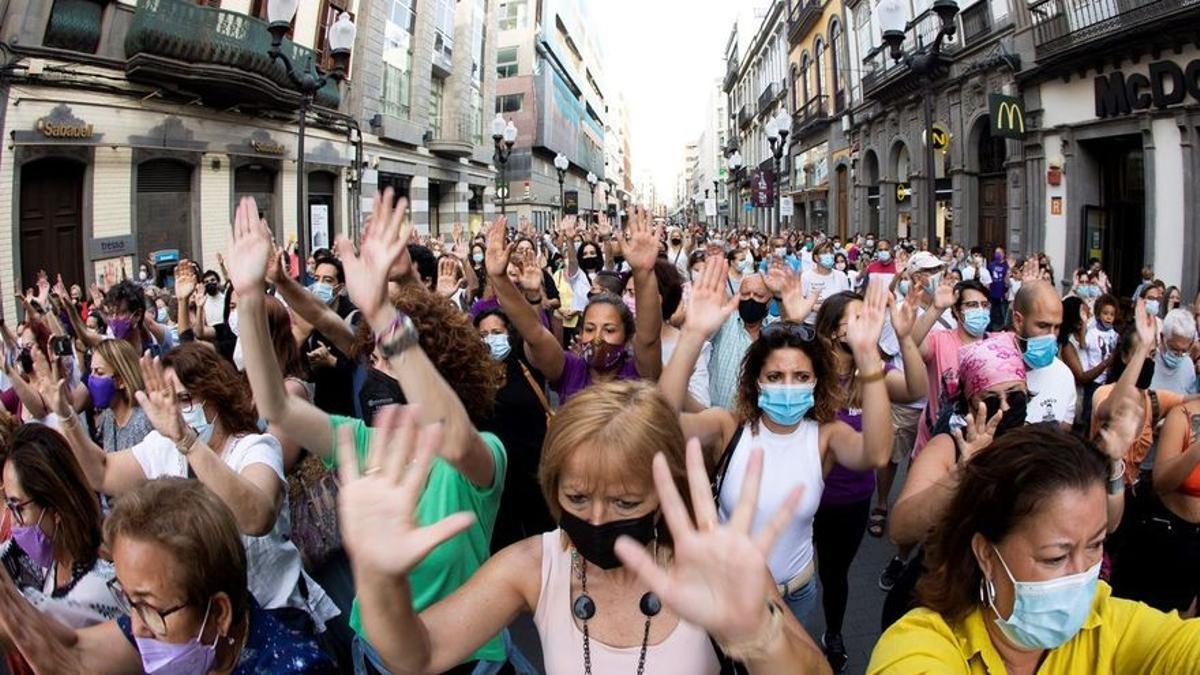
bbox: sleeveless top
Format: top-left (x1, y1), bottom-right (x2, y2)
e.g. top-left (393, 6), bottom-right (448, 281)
top-left (534, 530), bottom-right (721, 675)
top-left (718, 420), bottom-right (824, 583)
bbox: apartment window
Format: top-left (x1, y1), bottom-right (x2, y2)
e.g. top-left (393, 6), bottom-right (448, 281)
top-left (316, 0), bottom-right (354, 75)
top-left (381, 0), bottom-right (416, 119)
top-left (433, 0), bottom-right (455, 60)
top-left (830, 19), bottom-right (845, 108)
top-left (496, 93), bottom-right (524, 113)
top-left (498, 0), bottom-right (527, 30)
top-left (497, 47), bottom-right (518, 77)
top-left (430, 77), bottom-right (445, 138)
top-left (814, 37), bottom-right (826, 98)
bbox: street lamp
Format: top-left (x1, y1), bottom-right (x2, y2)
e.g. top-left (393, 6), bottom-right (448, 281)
top-left (766, 112), bottom-right (789, 236)
top-left (876, 0), bottom-right (958, 249)
top-left (266, 0), bottom-right (354, 265)
top-left (492, 114), bottom-right (518, 215)
top-left (713, 179), bottom-right (720, 227)
top-left (553, 153), bottom-right (569, 220)
top-left (586, 171), bottom-right (598, 223)
top-left (727, 150), bottom-right (742, 229)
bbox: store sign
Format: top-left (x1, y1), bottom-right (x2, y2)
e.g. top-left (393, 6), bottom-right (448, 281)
top-left (750, 170), bottom-right (774, 207)
top-left (989, 94), bottom-right (1025, 140)
top-left (896, 183), bottom-right (911, 203)
top-left (930, 123), bottom-right (950, 151)
top-left (36, 116), bottom-right (93, 139)
top-left (780, 197), bottom-right (794, 217)
top-left (1095, 59), bottom-right (1200, 118)
top-left (564, 190), bottom-right (579, 215)
top-left (250, 139), bottom-right (285, 155)
top-left (1051, 197), bottom-right (1063, 216)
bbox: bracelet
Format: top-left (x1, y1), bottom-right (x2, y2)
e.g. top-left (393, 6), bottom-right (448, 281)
top-left (526, 295), bottom-right (543, 304)
top-left (718, 601), bottom-right (783, 663)
top-left (857, 367), bottom-right (886, 384)
top-left (175, 427), bottom-right (199, 456)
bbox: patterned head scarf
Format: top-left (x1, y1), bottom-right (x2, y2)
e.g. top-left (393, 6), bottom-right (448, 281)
top-left (958, 335), bottom-right (1027, 400)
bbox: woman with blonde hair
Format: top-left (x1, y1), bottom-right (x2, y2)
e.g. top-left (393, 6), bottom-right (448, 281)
top-left (87, 339), bottom-right (151, 452)
top-left (340, 381), bottom-right (833, 674)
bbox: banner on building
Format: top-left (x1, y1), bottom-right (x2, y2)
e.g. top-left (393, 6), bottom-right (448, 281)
top-left (989, 94), bottom-right (1026, 140)
top-left (564, 190), bottom-right (579, 216)
top-left (750, 170), bottom-right (775, 207)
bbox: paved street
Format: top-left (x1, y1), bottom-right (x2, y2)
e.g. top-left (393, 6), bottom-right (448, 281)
top-left (509, 463), bottom-right (908, 674)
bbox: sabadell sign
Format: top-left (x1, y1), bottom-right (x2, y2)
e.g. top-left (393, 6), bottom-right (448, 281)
top-left (1095, 58), bottom-right (1200, 118)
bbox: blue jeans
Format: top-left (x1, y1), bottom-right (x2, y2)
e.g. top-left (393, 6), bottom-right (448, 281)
top-left (353, 629), bottom-right (538, 675)
top-left (782, 577), bottom-right (821, 636)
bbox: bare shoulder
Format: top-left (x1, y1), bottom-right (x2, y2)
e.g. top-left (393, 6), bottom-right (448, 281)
top-left (486, 533), bottom-right (548, 611)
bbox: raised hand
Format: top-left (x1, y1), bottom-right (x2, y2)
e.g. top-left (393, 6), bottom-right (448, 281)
top-left (174, 261), bottom-right (197, 301)
top-left (596, 213), bottom-right (613, 239)
top-left (932, 276), bottom-right (956, 310)
top-left (517, 252), bottom-right (543, 294)
top-left (483, 217), bottom-right (513, 280)
top-left (614, 440), bottom-right (802, 646)
top-left (1095, 392), bottom-right (1142, 461)
top-left (226, 197), bottom-right (274, 294)
top-left (559, 215), bottom-right (578, 241)
top-left (29, 349), bottom-right (65, 417)
top-left (778, 265), bottom-right (818, 323)
top-left (53, 274), bottom-right (67, 298)
top-left (1021, 256), bottom-right (1042, 284)
top-left (88, 284), bottom-right (106, 309)
top-left (134, 353), bottom-right (187, 443)
top-left (337, 406), bottom-right (475, 577)
top-left (846, 277), bottom-right (888, 359)
top-left (891, 291), bottom-right (918, 340)
top-left (1133, 298), bottom-right (1157, 353)
top-left (337, 188), bottom-right (413, 332)
top-left (950, 401), bottom-right (1002, 464)
top-left (684, 256), bottom-right (738, 339)
top-left (435, 257), bottom-right (461, 298)
top-left (624, 208), bottom-right (661, 273)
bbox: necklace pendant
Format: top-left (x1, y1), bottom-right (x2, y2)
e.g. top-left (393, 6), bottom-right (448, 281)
top-left (573, 593), bottom-right (596, 620)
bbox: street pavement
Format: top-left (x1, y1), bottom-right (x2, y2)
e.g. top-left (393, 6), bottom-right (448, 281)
top-left (508, 463), bottom-right (909, 675)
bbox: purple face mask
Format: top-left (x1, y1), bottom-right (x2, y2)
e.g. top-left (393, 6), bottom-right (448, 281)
top-left (87, 374), bottom-right (118, 409)
top-left (109, 317), bottom-right (134, 340)
top-left (12, 510), bottom-right (55, 569)
top-left (134, 600), bottom-right (218, 675)
top-left (577, 338), bottom-right (627, 372)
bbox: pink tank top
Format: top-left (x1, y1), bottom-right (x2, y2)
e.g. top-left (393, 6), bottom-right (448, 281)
top-left (533, 530), bottom-right (722, 675)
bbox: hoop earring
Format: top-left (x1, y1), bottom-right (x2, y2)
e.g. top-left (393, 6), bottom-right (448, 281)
top-left (978, 576), bottom-right (997, 607)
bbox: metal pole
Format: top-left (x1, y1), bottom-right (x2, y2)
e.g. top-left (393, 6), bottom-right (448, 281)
top-left (558, 174), bottom-right (565, 221)
top-left (774, 156), bottom-right (782, 236)
top-left (923, 79), bottom-right (937, 250)
top-left (297, 96), bottom-right (309, 261)
top-left (500, 161), bottom-right (507, 216)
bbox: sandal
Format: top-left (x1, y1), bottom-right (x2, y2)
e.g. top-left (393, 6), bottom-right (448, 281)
top-left (868, 507), bottom-right (888, 538)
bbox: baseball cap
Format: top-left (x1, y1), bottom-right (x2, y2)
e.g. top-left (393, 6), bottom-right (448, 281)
top-left (907, 251), bottom-right (945, 273)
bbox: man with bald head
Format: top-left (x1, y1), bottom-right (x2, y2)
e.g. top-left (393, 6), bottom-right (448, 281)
top-left (707, 272), bottom-right (776, 409)
top-left (1011, 279), bottom-right (1077, 427)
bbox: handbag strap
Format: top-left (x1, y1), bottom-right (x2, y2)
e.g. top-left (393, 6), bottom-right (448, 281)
top-left (518, 361), bottom-right (554, 419)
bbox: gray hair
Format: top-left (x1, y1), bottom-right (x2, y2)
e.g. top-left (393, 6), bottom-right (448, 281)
top-left (1162, 308), bottom-right (1197, 341)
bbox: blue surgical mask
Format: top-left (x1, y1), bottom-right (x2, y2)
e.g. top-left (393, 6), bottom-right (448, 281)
top-left (738, 258), bottom-right (755, 274)
top-left (878, 250), bottom-right (892, 263)
top-left (925, 273), bottom-right (941, 296)
top-left (1163, 349), bottom-right (1187, 370)
top-left (963, 308), bottom-right (990, 337)
top-left (484, 333), bottom-right (511, 361)
top-left (472, 252), bottom-right (485, 264)
top-left (180, 401), bottom-right (215, 444)
top-left (1020, 334), bottom-right (1059, 370)
top-left (988, 547), bottom-right (1100, 650)
top-left (757, 383), bottom-right (816, 426)
top-left (1145, 299), bottom-right (1161, 317)
top-left (309, 282), bottom-right (335, 305)
top-left (156, 307), bottom-right (169, 323)
top-left (819, 253), bottom-right (835, 269)
top-left (897, 280), bottom-right (911, 297)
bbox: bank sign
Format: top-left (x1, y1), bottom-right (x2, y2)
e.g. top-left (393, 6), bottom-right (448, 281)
top-left (1095, 59), bottom-right (1200, 118)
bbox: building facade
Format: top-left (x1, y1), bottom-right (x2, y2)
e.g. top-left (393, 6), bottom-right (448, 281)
top-left (723, 1), bottom-right (791, 233)
top-left (785, 0), bottom-right (854, 237)
top-left (493, 0), bottom-right (610, 231)
top-left (1, 0), bottom-right (499, 323)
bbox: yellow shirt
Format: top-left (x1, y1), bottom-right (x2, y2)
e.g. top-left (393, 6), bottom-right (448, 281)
top-left (868, 582), bottom-right (1200, 674)
top-left (553, 268), bottom-right (579, 328)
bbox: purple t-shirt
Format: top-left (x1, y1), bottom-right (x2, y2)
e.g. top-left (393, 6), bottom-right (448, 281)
top-left (987, 259), bottom-right (1009, 302)
top-left (821, 408), bottom-right (875, 506)
top-left (554, 350), bottom-right (640, 402)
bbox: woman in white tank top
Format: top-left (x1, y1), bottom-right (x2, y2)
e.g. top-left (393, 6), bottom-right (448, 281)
top-left (332, 381), bottom-right (833, 674)
top-left (661, 257), bottom-right (895, 626)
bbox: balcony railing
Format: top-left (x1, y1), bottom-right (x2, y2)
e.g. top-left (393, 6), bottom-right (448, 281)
top-left (758, 81), bottom-right (785, 116)
top-left (125, 0), bottom-right (340, 110)
top-left (738, 103), bottom-right (755, 129)
top-left (428, 112), bottom-right (480, 159)
top-left (960, 1), bottom-right (994, 44)
top-left (1029, 0), bottom-right (1199, 59)
top-left (792, 94), bottom-right (829, 137)
top-left (861, 8), bottom-right (960, 99)
top-left (788, 0), bottom-right (824, 44)
top-left (723, 57), bottom-right (741, 92)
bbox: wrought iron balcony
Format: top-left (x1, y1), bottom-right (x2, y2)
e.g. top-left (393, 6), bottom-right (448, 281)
top-left (1029, 0), bottom-right (1199, 61)
top-left (428, 112), bottom-right (482, 159)
top-left (758, 81), bottom-right (785, 117)
top-left (792, 95), bottom-right (830, 138)
top-left (723, 57), bottom-right (741, 92)
top-left (960, 1), bottom-right (994, 45)
top-left (124, 0), bottom-right (341, 111)
top-left (788, 0), bottom-right (824, 44)
top-left (860, 8), bottom-right (960, 100)
top-left (738, 103), bottom-right (755, 129)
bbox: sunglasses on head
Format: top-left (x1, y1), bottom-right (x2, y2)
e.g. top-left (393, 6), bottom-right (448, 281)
top-left (760, 322), bottom-right (816, 342)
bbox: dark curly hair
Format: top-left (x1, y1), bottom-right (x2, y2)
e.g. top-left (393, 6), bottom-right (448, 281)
top-left (104, 280), bottom-right (146, 322)
top-left (390, 284), bottom-right (501, 424)
top-left (734, 322), bottom-right (838, 431)
top-left (917, 425), bottom-right (1108, 621)
top-left (162, 342), bottom-right (258, 435)
top-left (583, 293), bottom-right (636, 341)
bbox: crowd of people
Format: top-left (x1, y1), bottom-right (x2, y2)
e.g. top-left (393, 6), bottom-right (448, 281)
top-left (0, 191), bottom-right (1197, 674)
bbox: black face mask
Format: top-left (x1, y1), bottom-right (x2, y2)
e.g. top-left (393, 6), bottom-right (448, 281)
top-left (204, 281), bottom-right (220, 296)
top-left (359, 367), bottom-right (406, 426)
top-left (670, 238), bottom-right (682, 246)
top-left (17, 347), bottom-right (33, 375)
top-left (738, 298), bottom-right (769, 325)
top-left (580, 256), bottom-right (602, 273)
top-left (1136, 359), bottom-right (1155, 389)
top-left (559, 509), bottom-right (657, 570)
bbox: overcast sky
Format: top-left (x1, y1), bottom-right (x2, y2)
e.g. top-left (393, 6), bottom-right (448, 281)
top-left (592, 0), bottom-right (763, 203)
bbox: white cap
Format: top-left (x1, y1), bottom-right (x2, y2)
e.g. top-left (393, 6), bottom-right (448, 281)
top-left (907, 251), bottom-right (945, 273)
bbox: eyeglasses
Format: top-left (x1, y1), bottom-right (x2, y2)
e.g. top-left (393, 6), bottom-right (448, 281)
top-left (978, 389), bottom-right (1029, 419)
top-left (4, 497), bottom-right (35, 526)
top-left (761, 322), bottom-right (816, 342)
top-left (960, 300), bottom-right (992, 311)
top-left (107, 577), bottom-right (190, 637)
top-left (175, 392), bottom-right (198, 413)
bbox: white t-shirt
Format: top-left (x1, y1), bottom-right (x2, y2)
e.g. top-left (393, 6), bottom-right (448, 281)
top-left (129, 431), bottom-right (339, 630)
top-left (568, 268), bottom-right (594, 312)
top-left (1077, 320), bottom-right (1117, 385)
top-left (661, 333), bottom-right (712, 408)
top-left (204, 292), bottom-right (227, 327)
top-left (1025, 358), bottom-right (1077, 425)
top-left (800, 270), bottom-right (851, 324)
top-left (961, 263), bottom-right (992, 285)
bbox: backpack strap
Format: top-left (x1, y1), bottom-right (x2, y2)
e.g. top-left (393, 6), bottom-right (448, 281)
top-left (1148, 390), bottom-right (1161, 427)
top-left (711, 424), bottom-right (746, 503)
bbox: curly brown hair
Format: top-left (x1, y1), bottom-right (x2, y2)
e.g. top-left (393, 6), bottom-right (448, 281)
top-left (734, 322), bottom-right (839, 431)
top-left (162, 343), bottom-right (259, 435)
top-left (363, 283), bottom-right (501, 424)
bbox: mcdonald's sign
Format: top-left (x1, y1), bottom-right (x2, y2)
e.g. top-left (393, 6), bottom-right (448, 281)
top-left (989, 94), bottom-right (1025, 140)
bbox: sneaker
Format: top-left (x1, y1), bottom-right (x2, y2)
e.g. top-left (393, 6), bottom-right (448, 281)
top-left (878, 556), bottom-right (905, 592)
top-left (822, 632), bottom-right (848, 673)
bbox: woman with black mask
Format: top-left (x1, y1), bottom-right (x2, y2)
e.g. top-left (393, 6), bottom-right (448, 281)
top-left (882, 334), bottom-right (1129, 630)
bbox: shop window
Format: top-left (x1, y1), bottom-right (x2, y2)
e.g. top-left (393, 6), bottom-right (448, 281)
top-left (43, 0), bottom-right (104, 53)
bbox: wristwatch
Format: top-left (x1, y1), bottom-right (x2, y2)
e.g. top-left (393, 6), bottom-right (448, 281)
top-left (376, 312), bottom-right (419, 359)
top-left (175, 427), bottom-right (200, 456)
